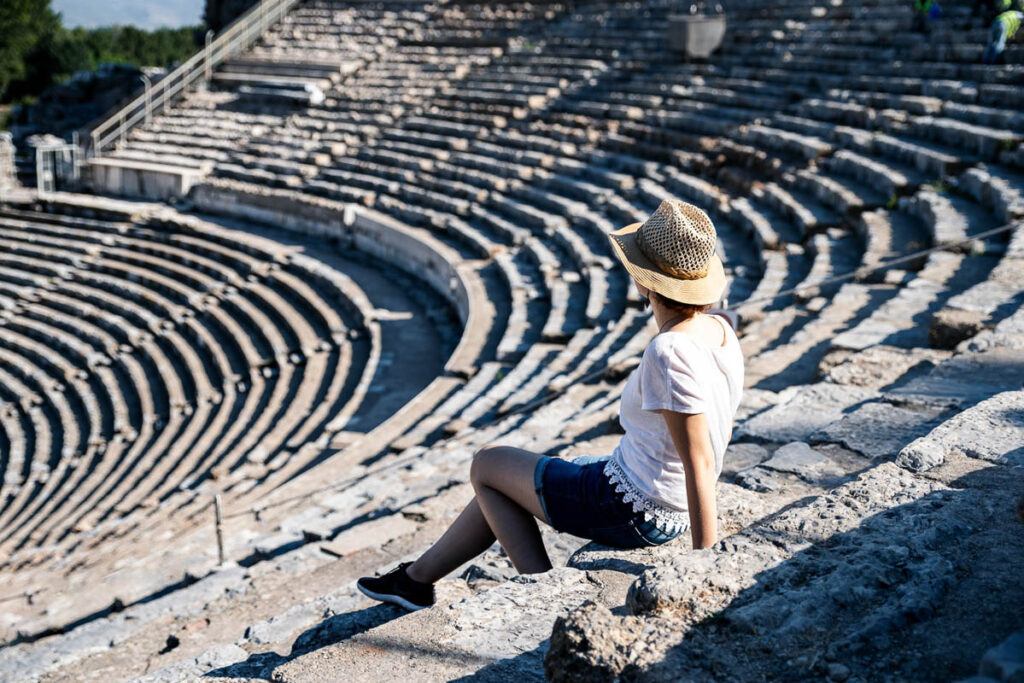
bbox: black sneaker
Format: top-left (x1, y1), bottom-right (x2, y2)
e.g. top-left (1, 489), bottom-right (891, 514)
top-left (356, 562), bottom-right (435, 611)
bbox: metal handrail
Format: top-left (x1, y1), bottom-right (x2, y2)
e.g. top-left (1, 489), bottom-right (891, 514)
top-left (88, 0), bottom-right (302, 156)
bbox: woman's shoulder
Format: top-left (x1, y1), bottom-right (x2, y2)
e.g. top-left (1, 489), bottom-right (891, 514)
top-left (644, 330), bottom-right (688, 357)
top-left (642, 331), bottom-right (700, 372)
top-left (647, 316), bottom-right (737, 354)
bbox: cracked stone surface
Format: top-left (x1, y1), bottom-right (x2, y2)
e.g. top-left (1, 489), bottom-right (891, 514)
top-left (738, 383), bottom-right (879, 443)
top-left (759, 441), bottom-right (845, 480)
top-left (812, 400), bottom-right (951, 459)
top-left (897, 391), bottom-right (1024, 471)
top-left (547, 461), bottom-right (1023, 681)
top-left (271, 567), bottom-right (623, 682)
top-left (887, 351), bottom-right (1024, 407)
top-left (821, 345), bottom-right (953, 389)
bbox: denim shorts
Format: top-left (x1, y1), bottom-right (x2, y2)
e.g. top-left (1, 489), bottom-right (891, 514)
top-left (533, 456), bottom-right (684, 549)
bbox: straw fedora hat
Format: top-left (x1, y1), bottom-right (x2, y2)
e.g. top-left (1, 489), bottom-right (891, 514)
top-left (608, 199), bottom-right (726, 306)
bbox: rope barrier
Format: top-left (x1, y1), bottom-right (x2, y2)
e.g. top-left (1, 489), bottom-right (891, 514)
top-left (735, 219), bottom-right (1022, 311)
top-left (221, 218), bottom-right (1021, 521)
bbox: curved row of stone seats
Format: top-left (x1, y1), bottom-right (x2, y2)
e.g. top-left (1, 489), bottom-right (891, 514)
top-left (407, 1), bottom-right (574, 48)
top-left (31, 0), bottom-right (1023, 675)
top-left (25, 175), bottom-right (614, 561)
top-left (4, 200), bottom-right (995, 675)
top-left (740, 175), bottom-right (1006, 388)
top-left (0, 389), bottom-right (28, 496)
top-left (559, 59), bottom-right (1009, 205)
top-left (0, 306), bottom-right (657, 679)
top-left (0, 179), bottom-right (499, 643)
top-left (828, 248), bottom-right (997, 354)
top-left (0, 258), bottom-right (245, 548)
top-left (0, 361), bottom-right (107, 546)
top-left (292, 81), bottom-right (819, 448)
top-left (0, 314), bottom-right (113, 489)
top-left (546, 62), bottom-right (946, 390)
top-left (290, 103), bottom-right (627, 389)
top-left (265, 2), bottom-right (429, 52)
top-left (262, 0), bottom-right (562, 61)
top-left (35, 291), bottom-right (1021, 681)
top-left (82, 260), bottom-right (375, 520)
top-left (713, 57), bottom-right (1021, 101)
top-left (0, 202), bottom-right (389, 557)
top-left (0, 349), bottom-right (67, 484)
top-left (99, 63), bottom-right (1003, 413)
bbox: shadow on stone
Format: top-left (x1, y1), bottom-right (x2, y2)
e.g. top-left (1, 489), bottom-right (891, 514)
top-left (203, 604), bottom-right (405, 680)
top-left (447, 641), bottom-right (549, 683)
top-left (549, 462), bottom-right (1024, 681)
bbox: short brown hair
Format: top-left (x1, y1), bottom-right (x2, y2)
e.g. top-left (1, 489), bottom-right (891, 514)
top-left (651, 291), bottom-right (712, 320)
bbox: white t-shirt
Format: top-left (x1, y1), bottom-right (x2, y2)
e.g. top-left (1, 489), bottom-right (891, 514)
top-left (604, 315), bottom-right (744, 527)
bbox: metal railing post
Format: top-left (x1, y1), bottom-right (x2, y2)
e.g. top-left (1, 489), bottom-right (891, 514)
top-left (205, 29), bottom-right (214, 82)
top-left (71, 131), bottom-right (81, 187)
top-left (36, 147), bottom-right (44, 196)
top-left (213, 494), bottom-right (225, 566)
top-left (141, 74), bottom-right (152, 126)
top-left (88, 0), bottom-right (296, 154)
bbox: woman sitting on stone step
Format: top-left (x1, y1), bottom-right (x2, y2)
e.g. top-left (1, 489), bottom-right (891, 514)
top-left (358, 199), bottom-right (745, 612)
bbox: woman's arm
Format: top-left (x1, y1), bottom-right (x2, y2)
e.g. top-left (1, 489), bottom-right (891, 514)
top-left (659, 410), bottom-right (718, 549)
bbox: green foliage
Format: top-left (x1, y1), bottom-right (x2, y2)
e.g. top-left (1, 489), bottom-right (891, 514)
top-left (886, 194), bottom-right (898, 210)
top-left (67, 25), bottom-right (203, 70)
top-left (0, 0), bottom-right (62, 101)
top-left (932, 178), bottom-right (951, 194)
top-left (0, 0), bottom-right (202, 105)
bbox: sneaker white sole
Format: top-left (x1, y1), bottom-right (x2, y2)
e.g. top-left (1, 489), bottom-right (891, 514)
top-left (356, 582), bottom-right (431, 612)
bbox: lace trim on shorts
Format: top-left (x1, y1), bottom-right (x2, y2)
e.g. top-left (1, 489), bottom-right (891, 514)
top-left (603, 459), bottom-right (691, 528)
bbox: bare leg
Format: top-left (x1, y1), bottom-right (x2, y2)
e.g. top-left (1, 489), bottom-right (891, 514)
top-left (470, 445), bottom-right (552, 574)
top-left (406, 445), bottom-right (552, 583)
top-left (406, 497), bottom-right (495, 584)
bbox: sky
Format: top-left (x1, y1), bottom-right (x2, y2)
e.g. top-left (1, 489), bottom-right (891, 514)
top-left (52, 0), bottom-right (205, 29)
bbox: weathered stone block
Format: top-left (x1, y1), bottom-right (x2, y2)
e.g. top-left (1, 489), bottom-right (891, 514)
top-left (734, 466), bottom-right (787, 492)
top-left (887, 350), bottom-right (1024, 408)
top-left (979, 629), bottom-right (1024, 682)
top-left (930, 309), bottom-right (989, 350)
top-left (738, 383), bottom-right (879, 443)
top-left (812, 401), bottom-right (949, 459)
top-left (721, 442), bottom-right (771, 479)
top-left (897, 391), bottom-right (1024, 471)
top-left (760, 442), bottom-right (844, 481)
top-left (546, 601), bottom-right (650, 683)
top-left (821, 345), bottom-right (952, 389)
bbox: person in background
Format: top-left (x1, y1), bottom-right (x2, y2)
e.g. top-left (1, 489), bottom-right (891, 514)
top-left (983, 0), bottom-right (1023, 63)
top-left (913, 0), bottom-right (942, 32)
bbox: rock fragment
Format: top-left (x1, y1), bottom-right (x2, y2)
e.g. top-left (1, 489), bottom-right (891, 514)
top-left (897, 391), bottom-right (1024, 471)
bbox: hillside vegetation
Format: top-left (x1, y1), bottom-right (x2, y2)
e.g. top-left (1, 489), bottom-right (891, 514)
top-left (0, 0), bottom-right (201, 106)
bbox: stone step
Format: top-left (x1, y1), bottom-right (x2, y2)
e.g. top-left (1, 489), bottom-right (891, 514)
top-left (547, 456), bottom-right (1024, 681)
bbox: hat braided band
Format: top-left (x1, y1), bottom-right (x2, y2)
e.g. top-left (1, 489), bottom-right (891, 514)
top-left (635, 224), bottom-right (710, 280)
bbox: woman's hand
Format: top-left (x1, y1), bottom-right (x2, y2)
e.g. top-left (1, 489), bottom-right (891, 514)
top-left (659, 410), bottom-right (718, 549)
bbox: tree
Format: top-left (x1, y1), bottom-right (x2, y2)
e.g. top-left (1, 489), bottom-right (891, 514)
top-left (0, 0), bottom-right (61, 101)
top-left (0, 0), bottom-right (202, 109)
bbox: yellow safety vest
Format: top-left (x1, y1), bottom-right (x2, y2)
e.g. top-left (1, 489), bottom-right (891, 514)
top-left (997, 10), bottom-right (1022, 39)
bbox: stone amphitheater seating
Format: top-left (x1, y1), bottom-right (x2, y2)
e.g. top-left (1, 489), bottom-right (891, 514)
top-left (3, 0), bottom-right (1023, 678)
